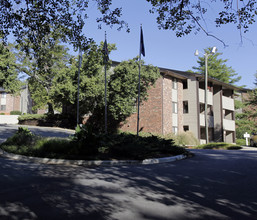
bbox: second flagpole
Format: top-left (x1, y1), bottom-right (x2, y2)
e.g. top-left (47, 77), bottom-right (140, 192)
top-left (137, 25), bottom-right (145, 136)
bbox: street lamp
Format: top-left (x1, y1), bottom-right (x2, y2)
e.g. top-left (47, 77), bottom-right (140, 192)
top-left (195, 47), bottom-right (217, 143)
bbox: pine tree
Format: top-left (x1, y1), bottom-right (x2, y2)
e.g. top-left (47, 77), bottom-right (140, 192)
top-left (192, 47), bottom-right (241, 85)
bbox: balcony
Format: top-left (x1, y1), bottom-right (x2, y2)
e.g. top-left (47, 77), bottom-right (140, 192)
top-left (222, 96), bottom-right (234, 111)
top-left (223, 119), bottom-right (235, 131)
top-left (199, 89), bottom-right (213, 105)
top-left (200, 114), bottom-right (214, 127)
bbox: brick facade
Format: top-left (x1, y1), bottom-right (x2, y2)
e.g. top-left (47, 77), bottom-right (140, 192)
top-left (0, 93), bottom-right (21, 115)
top-left (162, 76), bottom-right (172, 134)
top-left (120, 76), bottom-right (185, 135)
top-left (120, 77), bottom-right (163, 134)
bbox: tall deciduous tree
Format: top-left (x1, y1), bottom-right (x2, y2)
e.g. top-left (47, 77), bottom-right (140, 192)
top-left (192, 47), bottom-right (241, 85)
top-left (0, 42), bottom-right (21, 93)
top-left (20, 32), bottom-right (70, 114)
top-left (51, 41), bottom-right (117, 117)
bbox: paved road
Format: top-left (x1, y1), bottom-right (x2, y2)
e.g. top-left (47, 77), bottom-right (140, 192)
top-left (0, 124), bottom-right (74, 143)
top-left (1, 131), bottom-right (257, 220)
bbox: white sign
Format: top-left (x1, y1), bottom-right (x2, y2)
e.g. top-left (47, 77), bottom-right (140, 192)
top-left (244, 132), bottom-right (250, 146)
top-left (244, 132), bottom-right (250, 138)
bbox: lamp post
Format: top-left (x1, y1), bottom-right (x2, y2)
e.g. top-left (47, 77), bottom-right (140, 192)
top-left (195, 47), bottom-right (216, 144)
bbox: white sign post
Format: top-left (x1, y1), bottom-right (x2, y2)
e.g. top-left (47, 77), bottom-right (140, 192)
top-left (244, 132), bottom-right (250, 146)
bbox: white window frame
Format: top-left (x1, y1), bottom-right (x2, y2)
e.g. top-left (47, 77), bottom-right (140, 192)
top-left (172, 78), bottom-right (177, 90)
top-left (172, 102), bottom-right (178, 114)
top-left (172, 126), bottom-right (178, 134)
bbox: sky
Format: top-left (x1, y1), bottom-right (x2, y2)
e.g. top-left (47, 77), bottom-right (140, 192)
top-left (80, 0), bottom-right (257, 89)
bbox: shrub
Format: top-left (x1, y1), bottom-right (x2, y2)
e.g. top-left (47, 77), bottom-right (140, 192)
top-left (0, 113), bottom-right (5, 115)
top-left (10, 111), bottom-right (22, 115)
top-left (159, 131), bottom-right (199, 147)
top-left (195, 142), bottom-right (242, 150)
top-left (33, 138), bottom-right (75, 159)
top-left (1, 126), bottom-right (189, 160)
top-left (3, 126), bottom-right (38, 146)
top-left (236, 139), bottom-right (246, 146)
top-left (18, 114), bottom-right (47, 121)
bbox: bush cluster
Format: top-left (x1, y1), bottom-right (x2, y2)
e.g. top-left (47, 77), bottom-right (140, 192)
top-left (194, 142), bottom-right (242, 150)
top-left (18, 114), bottom-right (47, 121)
top-left (0, 126), bottom-right (188, 160)
top-left (10, 111), bottom-right (22, 115)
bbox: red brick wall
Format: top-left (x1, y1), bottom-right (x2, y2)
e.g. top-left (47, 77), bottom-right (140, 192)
top-left (0, 94), bottom-right (20, 114)
top-left (120, 77), bottom-right (163, 134)
top-left (162, 76), bottom-right (172, 134)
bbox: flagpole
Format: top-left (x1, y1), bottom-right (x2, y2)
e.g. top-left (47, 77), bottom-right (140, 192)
top-left (77, 46), bottom-right (82, 126)
top-left (104, 32), bottom-right (108, 134)
top-left (137, 53), bottom-right (141, 136)
top-left (137, 25), bottom-right (145, 136)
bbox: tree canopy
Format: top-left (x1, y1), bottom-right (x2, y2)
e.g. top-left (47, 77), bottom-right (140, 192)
top-left (1, 1), bottom-right (256, 47)
top-left (0, 43), bottom-right (21, 93)
top-left (192, 47), bottom-right (241, 85)
top-left (19, 33), bottom-right (71, 113)
top-left (108, 58), bottom-right (160, 123)
top-left (0, 0), bottom-right (128, 50)
top-left (146, 0), bottom-right (257, 41)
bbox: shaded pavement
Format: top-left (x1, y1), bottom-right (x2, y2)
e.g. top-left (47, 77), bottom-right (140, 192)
top-left (1, 146), bottom-right (257, 219)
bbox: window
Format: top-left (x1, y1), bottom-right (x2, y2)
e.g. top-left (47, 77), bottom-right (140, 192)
top-left (172, 102), bottom-right (178, 114)
top-left (183, 101), bottom-right (189, 113)
top-left (200, 103), bottom-right (205, 113)
top-left (1, 93), bottom-right (6, 98)
top-left (1, 105), bottom-right (6, 111)
top-left (172, 78), bottom-right (177, 90)
top-left (183, 80), bottom-right (188, 89)
top-left (172, 126), bottom-right (178, 134)
top-left (183, 126), bottom-right (189, 132)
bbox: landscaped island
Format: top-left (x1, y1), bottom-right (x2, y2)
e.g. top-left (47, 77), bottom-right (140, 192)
top-left (0, 126), bottom-right (190, 161)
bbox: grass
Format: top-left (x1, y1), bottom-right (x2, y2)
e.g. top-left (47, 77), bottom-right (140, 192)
top-left (0, 127), bottom-right (190, 160)
top-left (192, 142), bottom-right (242, 150)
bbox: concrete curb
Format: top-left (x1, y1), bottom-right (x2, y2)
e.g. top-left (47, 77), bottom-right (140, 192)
top-left (0, 148), bottom-right (187, 167)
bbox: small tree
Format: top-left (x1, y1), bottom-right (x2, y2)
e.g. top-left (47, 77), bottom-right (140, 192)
top-left (85, 58), bottom-right (160, 132)
top-left (108, 58), bottom-right (159, 124)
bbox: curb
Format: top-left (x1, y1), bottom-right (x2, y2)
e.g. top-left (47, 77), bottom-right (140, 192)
top-left (0, 148), bottom-right (188, 167)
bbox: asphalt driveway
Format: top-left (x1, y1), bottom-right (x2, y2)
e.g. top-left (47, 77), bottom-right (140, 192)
top-left (1, 142), bottom-right (257, 219)
top-left (0, 124), bottom-right (74, 143)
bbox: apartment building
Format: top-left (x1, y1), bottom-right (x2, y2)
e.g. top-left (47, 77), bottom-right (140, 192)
top-left (120, 68), bottom-right (237, 144)
top-left (0, 85), bottom-right (32, 115)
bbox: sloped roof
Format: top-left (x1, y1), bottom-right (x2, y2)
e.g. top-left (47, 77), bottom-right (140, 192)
top-left (112, 61), bottom-right (248, 91)
top-left (159, 67), bottom-right (240, 91)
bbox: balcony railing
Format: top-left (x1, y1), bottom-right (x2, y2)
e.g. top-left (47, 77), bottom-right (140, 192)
top-left (200, 114), bottom-right (214, 127)
top-left (199, 89), bottom-right (213, 105)
top-left (222, 96), bottom-right (234, 111)
top-left (223, 119), bottom-right (235, 131)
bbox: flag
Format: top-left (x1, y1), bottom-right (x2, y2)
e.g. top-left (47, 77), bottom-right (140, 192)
top-left (140, 26), bottom-right (145, 57)
top-left (103, 38), bottom-right (109, 63)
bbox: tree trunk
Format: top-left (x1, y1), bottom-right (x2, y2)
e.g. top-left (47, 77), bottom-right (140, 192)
top-left (48, 102), bottom-right (54, 115)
